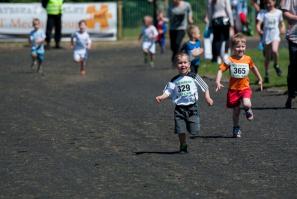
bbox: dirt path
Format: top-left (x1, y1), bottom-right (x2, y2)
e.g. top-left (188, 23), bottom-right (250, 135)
top-left (0, 45), bottom-right (296, 199)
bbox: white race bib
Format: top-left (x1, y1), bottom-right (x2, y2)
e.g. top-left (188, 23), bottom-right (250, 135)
top-left (230, 63), bottom-right (249, 78)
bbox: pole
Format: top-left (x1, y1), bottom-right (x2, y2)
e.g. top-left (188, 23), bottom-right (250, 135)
top-left (153, 0), bottom-right (157, 26)
top-left (117, 0), bottom-right (123, 40)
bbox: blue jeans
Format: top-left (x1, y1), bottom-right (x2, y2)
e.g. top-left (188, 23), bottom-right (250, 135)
top-left (287, 40), bottom-right (297, 98)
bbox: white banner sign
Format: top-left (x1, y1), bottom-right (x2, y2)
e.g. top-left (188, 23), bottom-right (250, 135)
top-left (0, 3), bottom-right (117, 41)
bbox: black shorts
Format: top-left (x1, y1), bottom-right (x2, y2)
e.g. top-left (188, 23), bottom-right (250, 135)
top-left (174, 103), bottom-right (200, 135)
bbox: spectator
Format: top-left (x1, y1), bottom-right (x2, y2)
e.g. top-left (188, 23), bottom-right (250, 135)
top-left (168, 0), bottom-right (193, 65)
top-left (207, 0), bottom-right (234, 64)
top-left (281, 0), bottom-right (297, 108)
top-left (42, 0), bottom-right (63, 49)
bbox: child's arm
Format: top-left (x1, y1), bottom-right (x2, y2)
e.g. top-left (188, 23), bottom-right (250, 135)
top-left (155, 93), bottom-right (170, 104)
top-left (256, 20), bottom-right (263, 35)
top-left (204, 89), bottom-right (214, 106)
top-left (215, 69), bottom-right (224, 92)
top-left (279, 21), bottom-right (286, 35)
top-left (251, 66), bottom-right (263, 91)
top-left (87, 36), bottom-right (92, 49)
top-left (194, 75), bottom-right (213, 106)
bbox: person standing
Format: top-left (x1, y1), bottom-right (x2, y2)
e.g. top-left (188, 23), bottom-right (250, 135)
top-left (207, 0), bottom-right (234, 64)
top-left (281, 0), bottom-right (297, 108)
top-left (43, 0), bottom-right (63, 49)
top-left (168, 0), bottom-right (193, 64)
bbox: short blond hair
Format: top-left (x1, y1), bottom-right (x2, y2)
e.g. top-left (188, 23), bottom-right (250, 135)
top-left (174, 52), bottom-right (190, 64)
top-left (32, 18), bottom-right (40, 24)
top-left (231, 33), bottom-right (246, 48)
top-left (187, 25), bottom-right (200, 38)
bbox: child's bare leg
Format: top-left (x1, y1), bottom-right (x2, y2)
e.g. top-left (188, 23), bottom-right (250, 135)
top-left (149, 53), bottom-right (155, 67)
top-left (272, 41), bottom-right (280, 64)
top-left (143, 51), bottom-right (148, 64)
top-left (178, 133), bottom-right (187, 152)
top-left (272, 40), bottom-right (282, 76)
top-left (233, 106), bottom-right (241, 127)
top-left (179, 133), bottom-right (186, 145)
top-left (36, 61), bottom-right (43, 74)
top-left (243, 98), bottom-right (254, 120)
top-left (80, 58), bottom-right (86, 75)
top-left (31, 54), bottom-right (37, 69)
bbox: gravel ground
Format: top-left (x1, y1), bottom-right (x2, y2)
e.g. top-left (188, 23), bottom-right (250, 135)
top-left (0, 44), bottom-right (296, 199)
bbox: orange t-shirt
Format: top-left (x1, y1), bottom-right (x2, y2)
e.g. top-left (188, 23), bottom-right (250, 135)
top-left (219, 55), bottom-right (255, 90)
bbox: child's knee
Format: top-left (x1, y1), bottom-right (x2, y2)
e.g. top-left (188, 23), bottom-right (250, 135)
top-left (242, 98), bottom-right (251, 108)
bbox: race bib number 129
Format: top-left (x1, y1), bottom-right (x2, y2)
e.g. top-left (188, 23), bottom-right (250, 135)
top-left (230, 63), bottom-right (249, 78)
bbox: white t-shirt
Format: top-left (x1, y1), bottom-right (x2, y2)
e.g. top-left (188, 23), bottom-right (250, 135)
top-left (141, 25), bottom-right (158, 43)
top-left (71, 31), bottom-right (91, 51)
top-left (257, 9), bottom-right (283, 44)
top-left (163, 72), bottom-right (209, 106)
top-left (141, 25), bottom-right (158, 54)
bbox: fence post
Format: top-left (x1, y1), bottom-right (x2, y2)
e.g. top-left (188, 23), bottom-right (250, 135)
top-left (117, 0), bottom-right (123, 40)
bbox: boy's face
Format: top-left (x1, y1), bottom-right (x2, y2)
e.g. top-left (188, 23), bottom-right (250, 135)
top-left (191, 28), bottom-right (200, 40)
top-left (79, 22), bottom-right (87, 32)
top-left (144, 17), bottom-right (152, 26)
top-left (233, 42), bottom-right (246, 57)
top-left (176, 56), bottom-right (190, 75)
top-left (33, 21), bottom-right (40, 30)
top-left (265, 0), bottom-right (275, 10)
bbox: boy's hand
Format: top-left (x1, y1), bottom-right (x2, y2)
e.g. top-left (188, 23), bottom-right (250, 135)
top-left (206, 97), bottom-right (214, 106)
top-left (155, 96), bottom-right (164, 104)
top-left (192, 48), bottom-right (201, 57)
top-left (258, 80), bottom-right (263, 91)
top-left (215, 82), bottom-right (224, 92)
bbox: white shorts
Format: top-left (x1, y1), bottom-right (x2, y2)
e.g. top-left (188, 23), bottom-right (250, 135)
top-left (73, 50), bottom-right (88, 62)
top-left (142, 41), bottom-right (156, 54)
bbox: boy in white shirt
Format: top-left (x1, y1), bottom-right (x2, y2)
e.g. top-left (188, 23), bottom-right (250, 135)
top-left (71, 20), bottom-right (92, 75)
top-left (138, 16), bottom-right (158, 67)
top-left (156, 52), bottom-right (213, 153)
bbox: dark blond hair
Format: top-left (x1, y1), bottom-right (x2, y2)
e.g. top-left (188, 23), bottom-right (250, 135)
top-left (78, 19), bottom-right (87, 26)
top-left (187, 25), bottom-right (200, 38)
top-left (32, 18), bottom-right (40, 25)
top-left (174, 52), bottom-right (190, 64)
top-left (231, 33), bottom-right (246, 48)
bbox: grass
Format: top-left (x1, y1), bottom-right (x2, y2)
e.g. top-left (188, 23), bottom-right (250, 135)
top-left (199, 48), bottom-right (289, 89)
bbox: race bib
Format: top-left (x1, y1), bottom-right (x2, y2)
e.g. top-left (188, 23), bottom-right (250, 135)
top-left (230, 63), bottom-right (249, 78)
top-left (266, 17), bottom-right (276, 29)
top-left (177, 83), bottom-right (191, 96)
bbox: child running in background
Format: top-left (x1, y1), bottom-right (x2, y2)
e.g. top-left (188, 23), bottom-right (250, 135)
top-left (156, 11), bottom-right (168, 54)
top-left (71, 20), bottom-right (92, 75)
top-left (216, 33), bottom-right (263, 138)
top-left (256, 0), bottom-right (285, 83)
top-left (156, 52), bottom-right (213, 153)
top-left (181, 25), bottom-right (204, 74)
top-left (29, 18), bottom-right (46, 75)
top-left (138, 15), bottom-right (158, 67)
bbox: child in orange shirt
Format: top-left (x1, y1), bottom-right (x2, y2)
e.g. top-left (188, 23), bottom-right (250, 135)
top-left (215, 33), bottom-right (263, 138)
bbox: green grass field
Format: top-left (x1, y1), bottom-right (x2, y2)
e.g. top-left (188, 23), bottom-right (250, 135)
top-left (199, 48), bottom-right (289, 89)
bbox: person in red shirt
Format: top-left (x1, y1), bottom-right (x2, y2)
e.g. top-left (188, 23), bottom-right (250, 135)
top-left (215, 33), bottom-right (263, 138)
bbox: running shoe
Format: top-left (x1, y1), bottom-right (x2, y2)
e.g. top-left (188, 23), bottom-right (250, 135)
top-left (179, 143), bottom-right (188, 153)
top-left (233, 126), bottom-right (241, 138)
top-left (274, 64), bottom-right (282, 77)
top-left (245, 108), bottom-right (254, 121)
